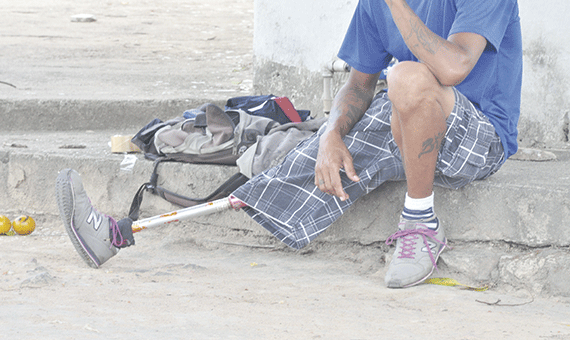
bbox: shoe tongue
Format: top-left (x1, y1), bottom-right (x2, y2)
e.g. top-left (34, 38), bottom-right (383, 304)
top-left (401, 220), bottom-right (419, 231)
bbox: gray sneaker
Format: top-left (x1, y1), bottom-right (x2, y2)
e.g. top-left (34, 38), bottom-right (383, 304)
top-left (55, 169), bottom-right (120, 268)
top-left (384, 216), bottom-right (447, 288)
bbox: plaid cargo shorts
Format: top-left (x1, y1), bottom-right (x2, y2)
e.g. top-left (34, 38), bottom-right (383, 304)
top-left (232, 88), bottom-right (505, 249)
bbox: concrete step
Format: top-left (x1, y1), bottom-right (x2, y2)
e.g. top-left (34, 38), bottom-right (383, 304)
top-left (0, 98), bottom-right (228, 132)
top-left (1, 130), bottom-right (569, 297)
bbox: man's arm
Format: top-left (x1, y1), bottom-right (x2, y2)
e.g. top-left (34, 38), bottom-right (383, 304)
top-left (384, 0), bottom-right (487, 86)
top-left (314, 69), bottom-right (380, 201)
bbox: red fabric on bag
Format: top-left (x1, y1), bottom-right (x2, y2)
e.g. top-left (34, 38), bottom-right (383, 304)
top-left (274, 97), bottom-right (302, 123)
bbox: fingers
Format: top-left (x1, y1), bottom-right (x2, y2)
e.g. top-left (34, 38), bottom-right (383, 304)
top-left (343, 159), bottom-right (360, 183)
top-left (314, 131), bottom-right (360, 201)
top-left (315, 159), bottom-right (358, 202)
top-left (315, 171), bottom-right (347, 201)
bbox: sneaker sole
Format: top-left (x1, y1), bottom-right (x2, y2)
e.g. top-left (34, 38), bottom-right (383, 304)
top-left (55, 169), bottom-right (101, 269)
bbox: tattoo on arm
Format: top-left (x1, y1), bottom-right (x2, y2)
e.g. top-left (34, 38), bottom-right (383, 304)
top-left (388, 0), bottom-right (450, 57)
top-left (418, 131), bottom-right (445, 159)
top-left (331, 87), bottom-right (372, 136)
top-left (338, 103), bottom-right (363, 136)
top-left (409, 17), bottom-right (447, 55)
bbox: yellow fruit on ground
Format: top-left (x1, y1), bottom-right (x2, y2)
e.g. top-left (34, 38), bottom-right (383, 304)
top-left (0, 215), bottom-right (11, 235)
top-left (12, 215), bottom-right (36, 235)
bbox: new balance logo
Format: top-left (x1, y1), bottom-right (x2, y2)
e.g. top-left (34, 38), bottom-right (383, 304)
top-left (86, 208), bottom-right (103, 231)
top-left (422, 241), bottom-right (438, 255)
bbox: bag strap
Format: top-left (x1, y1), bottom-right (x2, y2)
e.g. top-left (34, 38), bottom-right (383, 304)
top-left (126, 157), bottom-right (248, 220)
top-left (153, 172), bottom-right (247, 207)
top-left (126, 157), bottom-right (166, 221)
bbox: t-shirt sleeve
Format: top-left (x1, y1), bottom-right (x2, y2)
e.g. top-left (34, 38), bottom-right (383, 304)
top-left (337, 2), bottom-right (392, 75)
top-left (450, 0), bottom-right (517, 51)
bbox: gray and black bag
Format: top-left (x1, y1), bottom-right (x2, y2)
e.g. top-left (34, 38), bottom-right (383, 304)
top-left (127, 101), bottom-right (325, 221)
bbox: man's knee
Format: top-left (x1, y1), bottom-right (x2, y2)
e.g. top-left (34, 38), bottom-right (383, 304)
top-left (386, 61), bottom-right (440, 113)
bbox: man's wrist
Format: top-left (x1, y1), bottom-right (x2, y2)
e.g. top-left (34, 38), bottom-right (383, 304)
top-left (320, 128), bottom-right (342, 142)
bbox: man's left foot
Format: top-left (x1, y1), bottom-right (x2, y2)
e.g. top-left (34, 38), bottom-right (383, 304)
top-left (384, 216), bottom-right (447, 288)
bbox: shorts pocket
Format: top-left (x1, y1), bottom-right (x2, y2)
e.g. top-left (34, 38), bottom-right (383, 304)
top-left (437, 111), bottom-right (496, 180)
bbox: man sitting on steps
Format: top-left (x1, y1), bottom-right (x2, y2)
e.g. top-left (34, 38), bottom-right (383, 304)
top-left (56, 0), bottom-right (523, 289)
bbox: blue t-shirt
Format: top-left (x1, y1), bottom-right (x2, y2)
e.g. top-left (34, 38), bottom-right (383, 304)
top-left (338, 0), bottom-right (523, 159)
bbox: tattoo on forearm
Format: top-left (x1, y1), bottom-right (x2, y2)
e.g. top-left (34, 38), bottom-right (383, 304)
top-left (409, 17), bottom-right (447, 55)
top-left (388, 0), bottom-right (449, 57)
top-left (339, 104), bottom-right (362, 135)
top-left (418, 131), bottom-right (445, 159)
top-left (332, 87), bottom-right (370, 136)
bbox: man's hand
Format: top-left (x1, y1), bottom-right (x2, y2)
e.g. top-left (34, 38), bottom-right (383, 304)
top-left (314, 130), bottom-right (360, 201)
top-left (313, 68), bottom-right (379, 201)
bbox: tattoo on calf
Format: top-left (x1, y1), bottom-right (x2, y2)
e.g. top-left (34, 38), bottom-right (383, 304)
top-left (418, 131), bottom-right (445, 159)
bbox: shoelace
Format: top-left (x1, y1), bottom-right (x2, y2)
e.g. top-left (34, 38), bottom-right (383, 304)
top-left (109, 216), bottom-right (125, 248)
top-left (72, 178), bottom-right (127, 249)
top-left (385, 224), bottom-right (447, 270)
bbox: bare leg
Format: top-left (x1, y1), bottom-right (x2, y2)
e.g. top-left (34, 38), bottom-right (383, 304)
top-left (384, 62), bottom-right (455, 288)
top-left (387, 61), bottom-right (455, 198)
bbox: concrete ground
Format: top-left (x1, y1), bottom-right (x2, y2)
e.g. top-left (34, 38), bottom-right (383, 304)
top-left (1, 0), bottom-right (570, 339)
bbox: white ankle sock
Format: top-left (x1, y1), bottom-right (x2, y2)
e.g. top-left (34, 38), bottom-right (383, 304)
top-left (402, 192), bottom-right (435, 221)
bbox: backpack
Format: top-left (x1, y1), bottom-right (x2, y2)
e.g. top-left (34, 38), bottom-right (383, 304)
top-left (126, 96), bottom-right (326, 222)
top-left (225, 94), bottom-right (311, 124)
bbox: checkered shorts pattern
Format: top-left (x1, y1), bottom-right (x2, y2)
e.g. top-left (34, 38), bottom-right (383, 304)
top-left (233, 88), bottom-right (504, 249)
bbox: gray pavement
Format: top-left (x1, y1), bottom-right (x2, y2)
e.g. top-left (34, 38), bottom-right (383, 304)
top-left (1, 0), bottom-right (570, 305)
top-left (1, 0), bottom-right (253, 132)
top-left (0, 0), bottom-right (253, 102)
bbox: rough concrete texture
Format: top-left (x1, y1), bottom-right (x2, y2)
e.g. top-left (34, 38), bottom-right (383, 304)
top-left (252, 59), bottom-right (354, 118)
top-left (1, 0), bottom-right (570, 338)
top-left (0, 99), bottom-right (226, 132)
top-left (518, 0), bottom-right (570, 147)
top-left (0, 0), bottom-right (254, 124)
top-left (520, 36), bottom-right (570, 146)
top-left (253, 59), bottom-right (331, 118)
